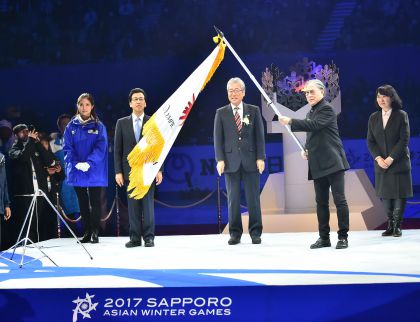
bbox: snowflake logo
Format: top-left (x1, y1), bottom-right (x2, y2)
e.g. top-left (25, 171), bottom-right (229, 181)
top-left (72, 293), bottom-right (98, 322)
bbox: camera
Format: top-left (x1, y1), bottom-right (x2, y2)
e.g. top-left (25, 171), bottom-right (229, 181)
top-left (49, 160), bottom-right (60, 167)
top-left (46, 160), bottom-right (61, 172)
top-left (28, 124), bottom-right (36, 132)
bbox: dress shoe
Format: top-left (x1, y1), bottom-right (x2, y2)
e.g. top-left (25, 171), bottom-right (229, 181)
top-left (144, 239), bottom-right (155, 247)
top-left (251, 236), bottom-right (261, 244)
top-left (79, 232), bottom-right (91, 243)
top-left (91, 231), bottom-right (99, 244)
top-left (336, 238), bottom-right (348, 249)
top-left (125, 240), bottom-right (142, 248)
top-left (228, 237), bottom-right (241, 245)
top-left (310, 238), bottom-right (331, 249)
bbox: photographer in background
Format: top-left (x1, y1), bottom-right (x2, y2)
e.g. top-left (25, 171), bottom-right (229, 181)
top-left (8, 124), bottom-right (54, 243)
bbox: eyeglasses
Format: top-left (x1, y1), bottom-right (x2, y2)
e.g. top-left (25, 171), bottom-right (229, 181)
top-left (303, 90), bottom-right (317, 96)
top-left (228, 89), bottom-right (243, 94)
top-left (132, 97), bottom-right (145, 102)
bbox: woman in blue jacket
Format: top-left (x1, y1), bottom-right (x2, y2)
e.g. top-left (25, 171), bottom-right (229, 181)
top-left (63, 93), bottom-right (108, 243)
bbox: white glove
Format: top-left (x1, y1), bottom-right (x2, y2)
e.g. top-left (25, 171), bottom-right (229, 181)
top-left (75, 162), bottom-right (90, 172)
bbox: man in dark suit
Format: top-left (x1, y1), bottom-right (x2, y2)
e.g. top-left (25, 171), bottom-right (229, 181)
top-left (279, 79), bottom-right (350, 249)
top-left (214, 77), bottom-right (266, 245)
top-left (114, 88), bottom-right (163, 248)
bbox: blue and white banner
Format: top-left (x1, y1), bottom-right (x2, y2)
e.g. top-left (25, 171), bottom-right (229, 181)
top-left (161, 143), bottom-right (283, 191)
top-left (2, 283), bottom-right (420, 321)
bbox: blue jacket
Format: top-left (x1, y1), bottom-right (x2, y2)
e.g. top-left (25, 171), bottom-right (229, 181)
top-left (51, 135), bottom-right (80, 213)
top-left (63, 117), bottom-right (108, 187)
top-left (0, 153), bottom-right (10, 215)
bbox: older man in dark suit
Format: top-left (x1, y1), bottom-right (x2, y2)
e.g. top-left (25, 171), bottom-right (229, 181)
top-left (114, 88), bottom-right (163, 248)
top-left (214, 77), bottom-right (266, 245)
top-left (279, 79), bottom-right (350, 249)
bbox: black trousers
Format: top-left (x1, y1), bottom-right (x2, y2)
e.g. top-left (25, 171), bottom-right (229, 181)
top-left (313, 170), bottom-right (349, 239)
top-left (225, 166), bottom-right (262, 238)
top-left (126, 181), bottom-right (155, 242)
top-left (74, 187), bottom-right (103, 234)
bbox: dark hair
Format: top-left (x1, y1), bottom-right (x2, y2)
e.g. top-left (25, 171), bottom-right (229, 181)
top-left (128, 88), bottom-right (147, 103)
top-left (75, 93), bottom-right (99, 122)
top-left (375, 85), bottom-right (403, 110)
top-left (56, 113), bottom-right (71, 129)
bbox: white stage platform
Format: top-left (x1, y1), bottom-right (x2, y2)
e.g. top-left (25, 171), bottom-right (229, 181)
top-left (1, 230), bottom-right (420, 289)
top-left (1, 231), bottom-right (420, 322)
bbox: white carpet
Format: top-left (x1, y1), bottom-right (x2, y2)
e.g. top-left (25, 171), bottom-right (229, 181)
top-left (1, 230), bottom-right (419, 289)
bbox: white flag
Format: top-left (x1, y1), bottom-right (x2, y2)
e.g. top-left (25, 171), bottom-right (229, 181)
top-left (128, 37), bottom-right (225, 199)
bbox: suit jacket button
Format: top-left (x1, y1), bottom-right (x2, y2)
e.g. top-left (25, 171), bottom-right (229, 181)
top-left (239, 137), bottom-right (241, 140)
top-left (238, 148), bottom-right (241, 151)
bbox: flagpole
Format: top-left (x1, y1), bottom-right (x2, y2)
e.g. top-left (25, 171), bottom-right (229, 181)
top-left (214, 26), bottom-right (305, 152)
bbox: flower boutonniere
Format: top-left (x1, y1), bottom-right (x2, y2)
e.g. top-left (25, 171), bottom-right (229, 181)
top-left (243, 114), bottom-right (250, 126)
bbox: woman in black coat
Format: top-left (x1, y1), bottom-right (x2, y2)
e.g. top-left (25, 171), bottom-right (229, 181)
top-left (367, 85), bottom-right (413, 237)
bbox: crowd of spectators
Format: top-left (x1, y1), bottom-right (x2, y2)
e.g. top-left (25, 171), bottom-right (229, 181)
top-left (1, 77), bottom-right (419, 149)
top-left (0, 0), bottom-right (331, 67)
top-left (335, 0), bottom-right (420, 49)
top-left (339, 77), bottom-right (420, 139)
top-left (1, 0), bottom-right (419, 141)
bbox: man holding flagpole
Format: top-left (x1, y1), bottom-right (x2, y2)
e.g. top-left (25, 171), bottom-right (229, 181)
top-left (214, 77), bottom-right (266, 245)
top-left (114, 88), bottom-right (163, 248)
top-left (279, 79), bottom-right (350, 249)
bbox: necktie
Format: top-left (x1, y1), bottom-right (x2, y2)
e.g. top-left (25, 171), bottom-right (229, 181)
top-left (134, 117), bottom-right (141, 142)
top-left (234, 107), bottom-right (242, 132)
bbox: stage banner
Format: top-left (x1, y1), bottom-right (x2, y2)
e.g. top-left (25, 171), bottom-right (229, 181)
top-left (160, 142), bottom-right (283, 192)
top-left (127, 38), bottom-right (225, 199)
top-left (2, 283), bottom-right (420, 321)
